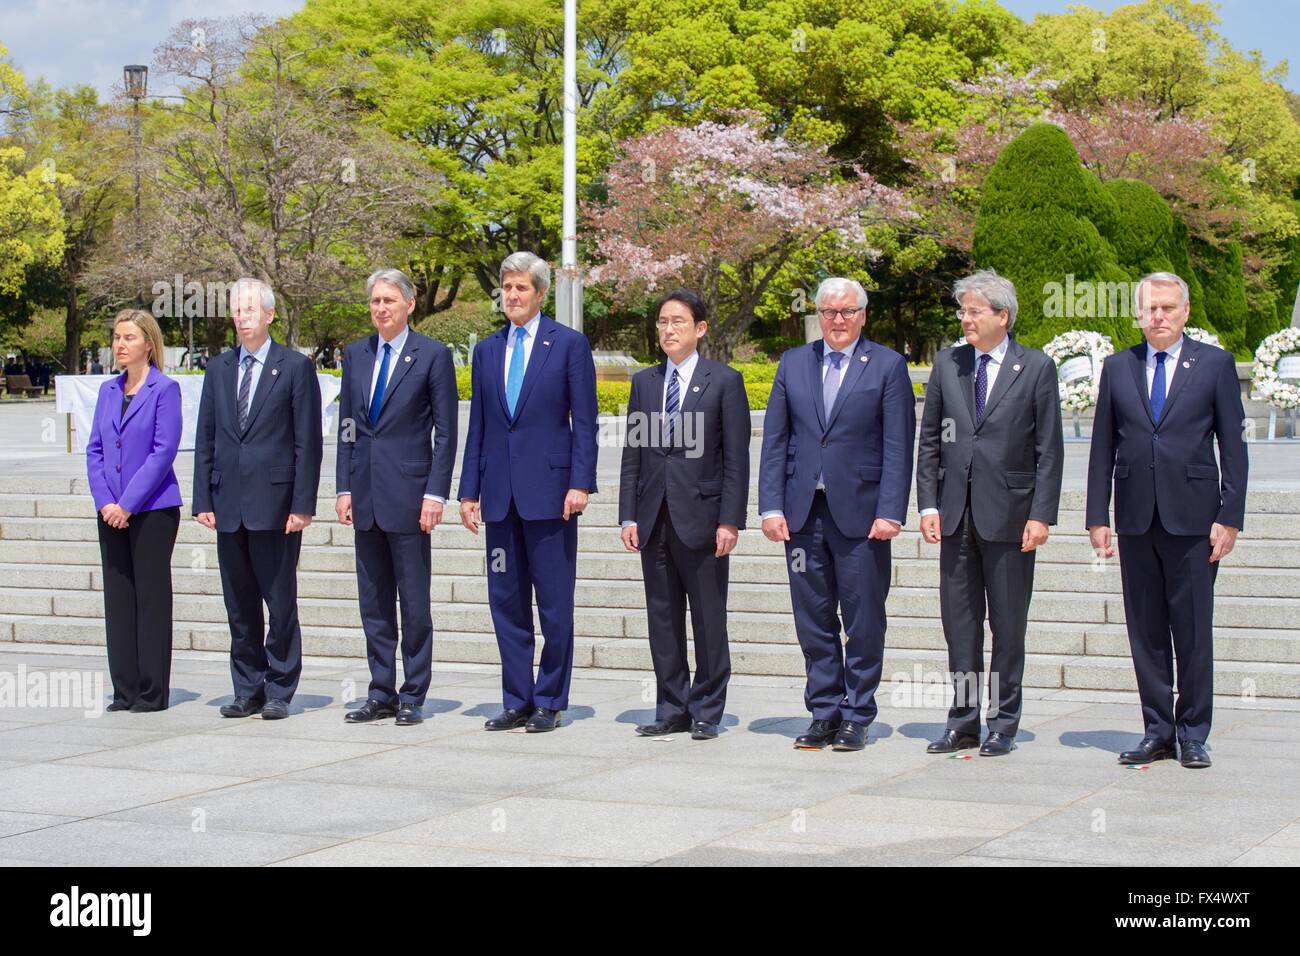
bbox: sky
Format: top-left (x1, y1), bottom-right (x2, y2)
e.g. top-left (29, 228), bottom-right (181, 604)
top-left (1, 0), bottom-right (1295, 98)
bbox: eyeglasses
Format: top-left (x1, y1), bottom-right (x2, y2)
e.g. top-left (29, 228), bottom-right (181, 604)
top-left (955, 308), bottom-right (996, 320)
top-left (656, 317), bottom-right (696, 330)
top-left (817, 308), bottom-right (862, 321)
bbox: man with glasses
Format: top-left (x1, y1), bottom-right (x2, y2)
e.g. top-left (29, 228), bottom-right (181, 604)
top-left (1087, 272), bottom-right (1247, 769)
top-left (915, 270), bottom-right (1063, 757)
top-left (758, 278), bottom-right (915, 751)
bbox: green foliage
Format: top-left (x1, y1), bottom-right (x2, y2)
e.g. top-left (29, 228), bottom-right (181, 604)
top-left (1192, 238), bottom-right (1250, 353)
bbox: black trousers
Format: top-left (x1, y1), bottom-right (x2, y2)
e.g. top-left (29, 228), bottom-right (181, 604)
top-left (1118, 502), bottom-right (1217, 745)
top-left (354, 527), bottom-right (433, 706)
top-left (938, 487), bottom-right (1034, 736)
top-left (96, 506), bottom-right (180, 710)
top-left (640, 503), bottom-right (731, 724)
top-left (217, 527), bottom-right (304, 702)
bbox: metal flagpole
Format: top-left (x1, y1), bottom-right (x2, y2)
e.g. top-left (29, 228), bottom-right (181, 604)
top-left (555, 0), bottom-right (583, 331)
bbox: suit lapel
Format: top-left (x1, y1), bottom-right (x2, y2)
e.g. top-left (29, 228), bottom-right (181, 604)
top-left (356, 336), bottom-right (377, 424)
top-left (376, 331), bottom-right (418, 420)
top-left (1127, 344), bottom-right (1157, 428)
top-left (240, 341), bottom-right (285, 435)
top-left (648, 362), bottom-right (667, 455)
top-left (1153, 338), bottom-right (1199, 429)
top-left (974, 338), bottom-right (1023, 432)
top-left (825, 337), bottom-right (870, 431)
top-left (118, 366), bottom-right (156, 432)
top-left (108, 374), bottom-right (125, 434)
top-left (953, 344), bottom-right (977, 428)
top-left (677, 358), bottom-right (710, 415)
top-left (809, 341), bottom-right (827, 430)
top-left (510, 316), bottom-right (556, 421)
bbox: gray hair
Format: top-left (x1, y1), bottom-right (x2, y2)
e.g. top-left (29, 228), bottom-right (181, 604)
top-left (499, 251), bottom-right (551, 295)
top-left (953, 269), bottom-right (1018, 330)
top-left (814, 277), bottom-right (868, 310)
top-left (229, 277), bottom-right (276, 314)
top-left (1134, 271), bottom-right (1190, 312)
top-left (366, 268), bottom-right (416, 302)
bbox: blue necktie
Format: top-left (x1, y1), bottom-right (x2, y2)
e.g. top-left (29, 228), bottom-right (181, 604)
top-left (507, 325), bottom-right (527, 416)
top-left (822, 351), bottom-right (844, 418)
top-left (975, 353), bottom-right (991, 421)
top-left (237, 354), bottom-right (255, 431)
top-left (665, 368), bottom-right (680, 445)
top-left (368, 342), bottom-right (391, 426)
top-left (1150, 351), bottom-right (1168, 422)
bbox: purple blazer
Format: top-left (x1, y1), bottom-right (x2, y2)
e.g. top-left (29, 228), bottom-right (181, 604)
top-left (86, 366), bottom-right (184, 514)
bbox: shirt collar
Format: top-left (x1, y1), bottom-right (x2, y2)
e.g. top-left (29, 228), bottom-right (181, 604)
top-left (510, 313), bottom-right (542, 340)
top-left (976, 336), bottom-right (1009, 362)
top-left (239, 336), bottom-right (273, 364)
top-left (378, 325), bottom-right (410, 352)
top-left (823, 340), bottom-right (856, 364)
top-left (666, 350), bottom-right (699, 378)
top-left (1147, 336), bottom-right (1184, 363)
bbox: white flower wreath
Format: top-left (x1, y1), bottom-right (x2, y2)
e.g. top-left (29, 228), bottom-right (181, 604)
top-left (1043, 330), bottom-right (1114, 412)
top-left (1251, 327), bottom-right (1300, 411)
top-left (1183, 326), bottom-right (1223, 350)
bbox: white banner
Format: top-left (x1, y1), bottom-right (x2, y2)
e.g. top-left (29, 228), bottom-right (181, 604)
top-left (55, 373), bottom-right (342, 453)
top-left (1058, 355), bottom-right (1094, 385)
top-left (1277, 355), bottom-right (1300, 382)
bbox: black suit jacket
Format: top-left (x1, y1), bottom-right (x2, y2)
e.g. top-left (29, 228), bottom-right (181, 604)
top-left (1086, 338), bottom-right (1248, 536)
top-left (618, 357), bottom-right (750, 551)
top-left (336, 329), bottom-right (458, 534)
top-left (192, 340), bottom-right (323, 532)
top-left (916, 337), bottom-right (1064, 542)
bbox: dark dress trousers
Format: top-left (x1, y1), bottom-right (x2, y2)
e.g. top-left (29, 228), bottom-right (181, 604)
top-left (336, 329), bottom-right (457, 707)
top-left (915, 337), bottom-right (1064, 736)
top-left (193, 340), bottom-right (323, 704)
top-left (618, 357), bottom-right (750, 724)
top-left (86, 366), bottom-right (184, 710)
top-left (1086, 338), bottom-right (1248, 746)
top-left (758, 336), bottom-right (916, 725)
top-left (457, 315), bottom-right (598, 712)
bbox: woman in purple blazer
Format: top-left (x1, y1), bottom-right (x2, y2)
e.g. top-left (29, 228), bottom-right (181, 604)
top-left (85, 310), bottom-right (183, 712)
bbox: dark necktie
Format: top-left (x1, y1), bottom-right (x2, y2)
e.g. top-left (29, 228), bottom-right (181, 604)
top-left (369, 342), bottom-right (392, 426)
top-left (665, 368), bottom-right (680, 445)
top-left (1150, 351), bottom-right (1168, 422)
top-left (975, 353), bottom-right (992, 422)
top-left (237, 354), bottom-right (255, 430)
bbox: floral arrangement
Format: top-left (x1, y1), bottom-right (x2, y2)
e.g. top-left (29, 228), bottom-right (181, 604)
top-left (1183, 327), bottom-right (1223, 350)
top-left (1252, 327), bottom-right (1300, 410)
top-left (1044, 330), bottom-right (1114, 411)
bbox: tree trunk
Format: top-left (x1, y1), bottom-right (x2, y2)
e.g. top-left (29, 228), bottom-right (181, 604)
top-left (63, 284), bottom-right (81, 374)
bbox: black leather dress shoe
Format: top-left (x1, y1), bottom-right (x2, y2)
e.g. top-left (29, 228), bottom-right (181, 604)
top-left (690, 720), bottom-right (719, 740)
top-left (979, 732), bottom-right (1016, 756)
top-left (794, 719), bottom-right (841, 750)
top-left (927, 729), bottom-right (981, 754)
top-left (635, 717), bottom-right (691, 737)
top-left (525, 707), bottom-right (561, 732)
top-left (344, 699), bottom-right (397, 723)
top-left (831, 721), bottom-right (867, 751)
top-left (484, 707), bottom-right (533, 731)
top-left (1179, 739), bottom-right (1211, 769)
top-left (260, 699), bottom-right (289, 720)
top-left (1117, 737), bottom-right (1175, 765)
top-left (220, 697), bottom-right (264, 718)
top-left (106, 700), bottom-right (131, 712)
top-left (395, 703), bottom-right (424, 726)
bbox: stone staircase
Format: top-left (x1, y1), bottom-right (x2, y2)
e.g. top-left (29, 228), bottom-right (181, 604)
top-left (2, 475), bottom-right (1300, 699)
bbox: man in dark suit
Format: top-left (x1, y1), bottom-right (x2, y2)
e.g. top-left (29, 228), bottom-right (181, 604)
top-left (458, 251), bottom-right (598, 733)
top-left (194, 278), bottom-right (323, 720)
top-left (1087, 271), bottom-right (1248, 769)
top-left (759, 278), bottom-right (915, 752)
top-left (336, 268), bottom-right (458, 726)
top-left (916, 270), bottom-right (1064, 757)
top-left (618, 289), bottom-right (750, 740)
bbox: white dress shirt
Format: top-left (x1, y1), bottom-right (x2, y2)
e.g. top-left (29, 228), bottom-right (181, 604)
top-left (920, 335), bottom-right (1010, 518)
top-left (622, 351), bottom-right (700, 529)
top-left (503, 312), bottom-right (542, 382)
top-left (1145, 335), bottom-right (1184, 401)
top-left (338, 323), bottom-right (442, 503)
top-left (761, 344), bottom-right (901, 527)
top-left (236, 335), bottom-right (273, 409)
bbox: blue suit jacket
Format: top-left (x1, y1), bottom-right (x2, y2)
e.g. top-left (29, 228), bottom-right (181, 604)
top-left (457, 315), bottom-right (598, 521)
top-left (336, 329), bottom-right (458, 533)
top-left (759, 336), bottom-right (916, 538)
top-left (192, 341), bottom-right (323, 532)
top-left (1086, 338), bottom-right (1248, 536)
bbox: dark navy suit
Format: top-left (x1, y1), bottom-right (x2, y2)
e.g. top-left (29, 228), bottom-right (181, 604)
top-left (1086, 337), bottom-right (1248, 745)
top-left (759, 336), bottom-right (915, 725)
top-left (337, 328), bottom-right (457, 707)
top-left (193, 340), bottom-right (322, 704)
top-left (458, 314), bottom-right (598, 712)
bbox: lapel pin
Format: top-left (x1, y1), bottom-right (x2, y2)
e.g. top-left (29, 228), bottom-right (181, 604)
top-left (1183, 361), bottom-right (1190, 368)
top-left (271, 368), bottom-right (278, 376)
top-left (692, 385), bottom-right (699, 392)
top-left (1013, 364), bottom-right (1021, 371)
top-left (543, 340), bottom-right (551, 347)
top-left (859, 354), bottom-right (868, 363)
top-left (405, 355), bottom-right (412, 362)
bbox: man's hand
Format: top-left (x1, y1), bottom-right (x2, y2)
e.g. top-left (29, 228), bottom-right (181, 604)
top-left (620, 525), bottom-right (639, 552)
top-left (1209, 523), bottom-right (1238, 563)
top-left (563, 489), bottom-right (588, 521)
top-left (419, 499), bottom-right (443, 533)
top-left (285, 513), bottom-right (312, 534)
top-left (920, 513), bottom-right (941, 544)
top-left (460, 498), bottom-right (481, 535)
top-left (868, 518), bottom-right (900, 541)
top-left (762, 515), bottom-right (790, 542)
top-left (1088, 524), bottom-right (1113, 559)
top-left (100, 504), bottom-right (130, 530)
top-left (1021, 519), bottom-right (1050, 553)
top-left (715, 524), bottom-right (739, 558)
top-left (195, 511), bottom-right (217, 530)
top-left (335, 494), bottom-right (352, 527)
